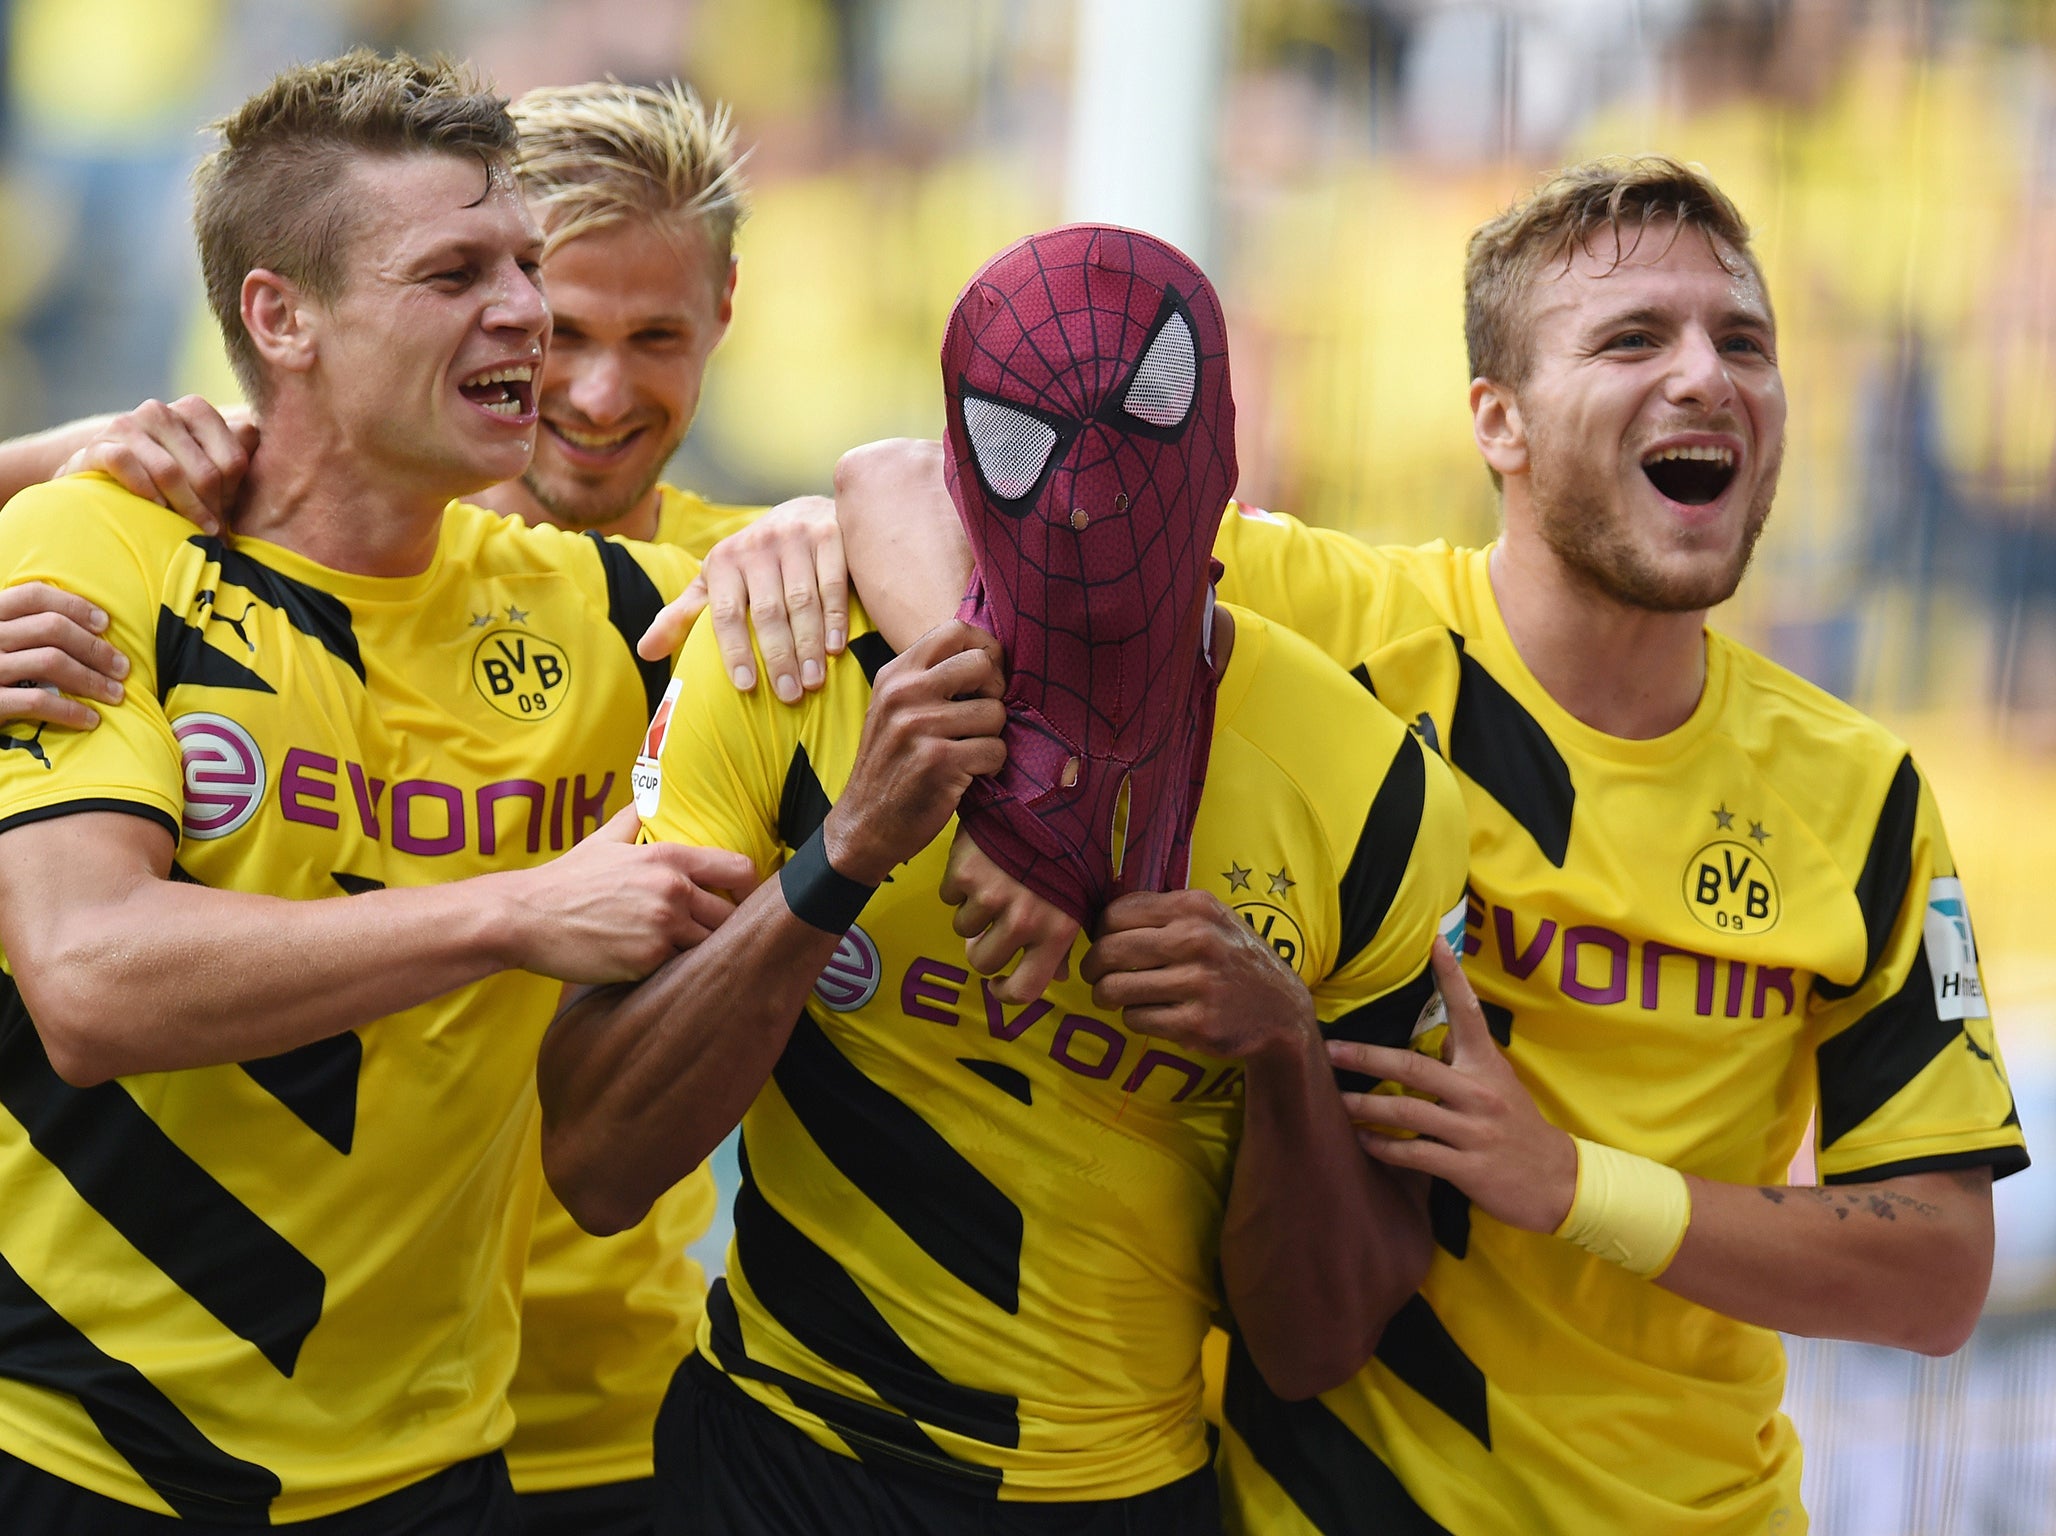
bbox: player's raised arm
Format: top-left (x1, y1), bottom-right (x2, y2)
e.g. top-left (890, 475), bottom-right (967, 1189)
top-left (538, 617), bottom-right (1006, 1236)
top-left (830, 437), bottom-right (968, 651)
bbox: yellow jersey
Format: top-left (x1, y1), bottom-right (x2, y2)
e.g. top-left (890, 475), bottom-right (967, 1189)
top-left (1211, 512), bottom-right (2027, 1536)
top-left (506, 483), bottom-right (760, 1494)
top-left (0, 477), bottom-right (695, 1521)
top-left (639, 596), bottom-right (1470, 1502)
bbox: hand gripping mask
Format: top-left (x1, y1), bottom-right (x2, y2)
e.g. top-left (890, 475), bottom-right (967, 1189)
top-left (945, 224), bottom-right (1237, 928)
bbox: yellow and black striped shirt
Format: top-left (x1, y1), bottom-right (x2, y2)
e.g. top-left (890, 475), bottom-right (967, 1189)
top-left (1212, 513), bottom-right (2026, 1536)
top-left (639, 596), bottom-right (1470, 1502)
top-left (0, 477), bottom-right (694, 1521)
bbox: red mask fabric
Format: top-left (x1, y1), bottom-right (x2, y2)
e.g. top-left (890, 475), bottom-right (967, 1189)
top-left (944, 224), bottom-right (1237, 929)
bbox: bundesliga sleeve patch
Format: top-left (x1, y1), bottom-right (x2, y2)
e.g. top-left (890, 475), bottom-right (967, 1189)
top-left (1923, 876), bottom-right (1989, 1021)
top-left (1410, 897), bottom-right (1472, 1040)
top-left (632, 677), bottom-right (682, 820)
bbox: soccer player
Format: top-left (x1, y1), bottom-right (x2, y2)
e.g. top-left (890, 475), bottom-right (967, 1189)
top-left (537, 224), bottom-right (1471, 1534)
top-left (0, 52), bottom-right (758, 1532)
top-left (0, 80), bottom-right (838, 1535)
top-left (833, 158), bottom-right (2027, 1533)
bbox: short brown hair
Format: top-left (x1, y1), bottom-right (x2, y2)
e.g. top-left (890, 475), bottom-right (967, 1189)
top-left (193, 49), bottom-right (516, 401)
top-left (511, 80), bottom-right (749, 276)
top-left (1464, 155), bottom-right (1761, 390)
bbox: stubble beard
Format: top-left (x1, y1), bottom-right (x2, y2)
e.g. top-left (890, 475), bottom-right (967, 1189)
top-left (1530, 440), bottom-right (1782, 614)
top-left (520, 429), bottom-right (682, 532)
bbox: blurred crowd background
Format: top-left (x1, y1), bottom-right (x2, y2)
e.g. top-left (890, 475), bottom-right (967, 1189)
top-left (2, 0), bottom-right (2053, 1529)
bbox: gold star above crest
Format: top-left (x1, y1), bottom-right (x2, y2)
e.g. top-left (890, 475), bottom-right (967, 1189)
top-left (1749, 821), bottom-right (1771, 845)
top-left (1268, 867), bottom-right (1295, 897)
top-left (469, 612), bottom-right (493, 628)
top-left (1712, 804), bottom-right (1735, 830)
top-left (505, 604), bottom-right (530, 625)
top-left (1223, 862), bottom-right (1252, 893)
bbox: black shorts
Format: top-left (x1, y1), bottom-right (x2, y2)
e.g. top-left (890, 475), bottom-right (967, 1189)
top-left (516, 1476), bottom-right (653, 1536)
top-left (0, 1445), bottom-right (519, 1534)
top-left (653, 1354), bottom-right (1221, 1535)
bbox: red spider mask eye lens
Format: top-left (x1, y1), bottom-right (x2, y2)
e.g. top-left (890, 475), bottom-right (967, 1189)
top-left (1119, 303), bottom-right (1197, 430)
top-left (962, 391), bottom-right (1070, 508)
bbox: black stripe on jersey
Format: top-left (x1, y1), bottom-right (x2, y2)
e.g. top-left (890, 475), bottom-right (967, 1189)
top-left (847, 632), bottom-right (896, 686)
top-left (238, 1035), bottom-right (360, 1155)
top-left (1447, 633), bottom-right (1573, 868)
top-left (0, 1250), bottom-right (282, 1518)
top-left (1373, 1294), bottom-right (1491, 1448)
top-left (702, 1278), bottom-right (1002, 1490)
top-left (1348, 661), bottom-right (1375, 695)
top-left (1479, 999), bottom-right (1513, 1046)
top-left (154, 610), bottom-right (274, 699)
top-left (0, 800), bottom-right (178, 843)
top-left (330, 872), bottom-right (385, 895)
top-left (1336, 733), bottom-right (1427, 970)
top-left (1823, 1143), bottom-right (2029, 1185)
top-left (1814, 755), bottom-right (1921, 1002)
top-left (1816, 946), bottom-right (1962, 1149)
top-left (730, 1138), bottom-right (1021, 1448)
top-left (773, 1013), bottom-right (1023, 1314)
top-left (1429, 1179), bottom-right (1471, 1260)
top-left (1222, 1331), bottom-right (1451, 1536)
top-left (778, 745), bottom-right (834, 849)
top-left (0, 982), bottom-right (325, 1377)
top-left (1323, 962), bottom-right (1433, 1096)
top-left (957, 1058), bottom-right (1033, 1105)
top-left (584, 531), bottom-right (672, 717)
top-left (199, 539), bottom-right (364, 683)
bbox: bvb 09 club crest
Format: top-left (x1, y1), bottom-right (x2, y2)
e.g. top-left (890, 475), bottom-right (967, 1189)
top-left (1683, 838), bottom-right (1781, 936)
top-left (472, 628), bottom-right (571, 720)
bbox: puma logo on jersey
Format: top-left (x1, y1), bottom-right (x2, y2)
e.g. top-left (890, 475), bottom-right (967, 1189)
top-left (0, 722), bottom-right (52, 769)
top-left (198, 590), bottom-right (259, 653)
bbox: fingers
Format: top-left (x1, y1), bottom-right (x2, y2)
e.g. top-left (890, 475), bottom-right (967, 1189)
top-left (73, 398), bottom-right (249, 534)
top-left (1325, 1038), bottom-right (1465, 1101)
top-left (0, 601), bottom-right (130, 703)
top-left (0, 583), bottom-right (108, 632)
top-left (590, 804), bottom-right (644, 844)
top-left (902, 621), bottom-right (1004, 686)
top-left (739, 539), bottom-right (802, 704)
top-left (1357, 1129), bottom-right (1462, 1180)
top-left (0, 685), bottom-right (99, 731)
top-left (1096, 890), bottom-right (1209, 935)
top-left (1337, 1088), bottom-right (1466, 1143)
top-left (702, 557), bottom-right (760, 692)
top-left (638, 582), bottom-right (705, 663)
top-left (1430, 938), bottom-right (1495, 1061)
top-left (671, 844), bottom-right (761, 898)
top-left (816, 517), bottom-right (850, 658)
top-left (989, 937), bottom-right (1069, 1005)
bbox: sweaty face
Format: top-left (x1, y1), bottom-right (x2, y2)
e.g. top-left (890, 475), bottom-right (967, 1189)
top-left (1513, 224), bottom-right (1787, 612)
top-left (521, 218), bottom-right (734, 529)
top-left (314, 153), bottom-right (548, 499)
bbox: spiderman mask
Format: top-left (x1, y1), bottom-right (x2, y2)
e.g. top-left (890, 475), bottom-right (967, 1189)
top-left (945, 224), bottom-right (1237, 929)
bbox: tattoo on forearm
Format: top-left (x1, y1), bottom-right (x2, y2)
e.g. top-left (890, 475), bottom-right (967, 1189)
top-left (1757, 1184), bottom-right (1941, 1221)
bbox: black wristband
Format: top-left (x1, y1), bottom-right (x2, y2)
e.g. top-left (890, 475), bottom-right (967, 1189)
top-left (779, 826), bottom-right (877, 934)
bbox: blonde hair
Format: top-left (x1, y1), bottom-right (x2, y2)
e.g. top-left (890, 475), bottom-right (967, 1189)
top-left (194, 49), bottom-right (515, 402)
top-left (1465, 154), bottom-right (1762, 391)
top-left (511, 79), bottom-right (750, 277)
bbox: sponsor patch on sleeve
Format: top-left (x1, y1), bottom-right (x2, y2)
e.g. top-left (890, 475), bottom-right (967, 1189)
top-left (1410, 897), bottom-right (1471, 1040)
top-left (632, 677), bottom-right (682, 820)
top-left (1923, 876), bottom-right (1989, 1021)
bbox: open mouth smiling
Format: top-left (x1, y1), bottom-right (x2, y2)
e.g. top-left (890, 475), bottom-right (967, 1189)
top-left (1641, 443), bottom-right (1737, 506)
top-left (545, 420), bottom-right (646, 458)
top-left (458, 364), bottom-right (536, 419)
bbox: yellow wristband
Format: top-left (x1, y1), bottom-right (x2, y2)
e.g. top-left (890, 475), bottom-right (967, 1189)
top-left (1552, 1137), bottom-right (1692, 1278)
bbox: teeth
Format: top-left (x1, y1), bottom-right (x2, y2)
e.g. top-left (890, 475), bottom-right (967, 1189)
top-left (1645, 444), bottom-right (1735, 466)
top-left (478, 398), bottom-right (526, 417)
top-left (553, 424), bottom-right (635, 449)
top-left (469, 365), bottom-right (535, 386)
